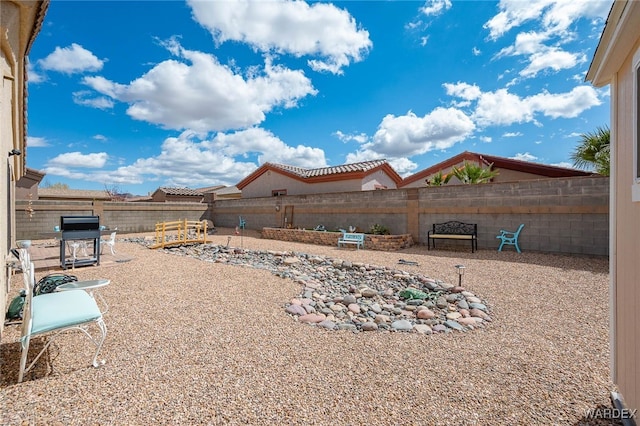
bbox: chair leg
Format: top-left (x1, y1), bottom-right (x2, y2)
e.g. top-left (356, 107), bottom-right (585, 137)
top-left (515, 241), bottom-right (521, 254)
top-left (18, 335), bottom-right (31, 383)
top-left (497, 241), bottom-right (504, 252)
top-left (109, 244), bottom-right (115, 255)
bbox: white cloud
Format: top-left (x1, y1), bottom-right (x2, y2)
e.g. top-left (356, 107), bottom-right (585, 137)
top-left (420, 0), bottom-right (452, 17)
top-left (552, 161), bottom-right (574, 168)
top-left (479, 136), bottom-right (492, 143)
top-left (511, 152), bottom-right (538, 162)
top-left (485, 1), bottom-right (609, 79)
top-left (187, 0), bottom-right (372, 75)
top-left (27, 136), bottom-right (48, 147)
top-left (334, 131), bottom-right (369, 144)
top-left (27, 61), bottom-right (45, 84)
top-left (565, 132), bottom-right (582, 138)
top-left (41, 129), bottom-right (326, 188)
top-left (206, 127), bottom-right (326, 168)
top-left (349, 107), bottom-right (475, 159)
top-left (344, 150), bottom-right (418, 176)
top-left (83, 42), bottom-right (317, 132)
top-left (484, 0), bottom-right (610, 41)
top-left (72, 91), bottom-right (114, 110)
top-left (47, 152), bottom-right (108, 168)
top-left (443, 82), bottom-right (482, 101)
top-left (472, 47), bottom-right (481, 56)
top-left (446, 84), bottom-right (601, 127)
top-left (93, 135), bottom-right (107, 141)
top-left (38, 43), bottom-right (104, 74)
top-left (502, 132), bottom-right (523, 137)
top-left (520, 48), bottom-right (586, 78)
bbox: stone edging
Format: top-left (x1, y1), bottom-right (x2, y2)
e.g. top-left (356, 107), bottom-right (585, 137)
top-left (261, 227), bottom-right (414, 251)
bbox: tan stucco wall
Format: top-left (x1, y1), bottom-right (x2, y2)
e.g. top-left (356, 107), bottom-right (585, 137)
top-left (611, 39), bottom-right (640, 412)
top-left (0, 0), bottom-right (43, 340)
top-left (241, 171), bottom-right (363, 198)
top-left (401, 160), bottom-right (569, 188)
top-left (362, 169), bottom-right (398, 190)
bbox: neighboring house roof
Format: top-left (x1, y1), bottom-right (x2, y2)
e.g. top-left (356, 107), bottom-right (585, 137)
top-left (237, 160), bottom-right (403, 189)
top-left (210, 185), bottom-right (241, 196)
top-left (196, 185), bottom-right (226, 193)
top-left (400, 151), bottom-right (594, 187)
top-left (38, 188), bottom-right (112, 200)
top-left (586, 0), bottom-right (640, 87)
top-left (125, 195), bottom-right (153, 202)
top-left (155, 187), bottom-right (203, 197)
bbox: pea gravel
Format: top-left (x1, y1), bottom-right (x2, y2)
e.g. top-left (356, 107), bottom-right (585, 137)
top-left (0, 229), bottom-right (617, 425)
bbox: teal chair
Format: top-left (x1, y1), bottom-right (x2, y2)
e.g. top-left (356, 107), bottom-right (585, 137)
top-left (496, 224), bottom-right (525, 253)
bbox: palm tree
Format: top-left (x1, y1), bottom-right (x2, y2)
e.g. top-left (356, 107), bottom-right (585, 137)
top-left (570, 125), bottom-right (610, 176)
top-left (426, 170), bottom-right (452, 186)
top-left (450, 161), bottom-right (499, 184)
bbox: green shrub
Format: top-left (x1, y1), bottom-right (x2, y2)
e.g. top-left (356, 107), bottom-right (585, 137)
top-left (369, 224), bottom-right (390, 235)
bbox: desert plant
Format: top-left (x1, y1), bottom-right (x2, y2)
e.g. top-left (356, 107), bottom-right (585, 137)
top-left (369, 224), bottom-right (390, 235)
top-left (426, 170), bottom-right (452, 186)
top-left (451, 161), bottom-right (499, 184)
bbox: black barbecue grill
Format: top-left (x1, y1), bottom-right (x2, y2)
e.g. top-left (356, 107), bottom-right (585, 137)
top-left (60, 216), bottom-right (101, 269)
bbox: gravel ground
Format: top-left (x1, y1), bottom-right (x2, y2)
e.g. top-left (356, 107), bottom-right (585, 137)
top-left (0, 229), bottom-right (616, 425)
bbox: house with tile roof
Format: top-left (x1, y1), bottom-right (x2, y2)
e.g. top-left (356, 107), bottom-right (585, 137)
top-left (150, 187), bottom-right (205, 203)
top-left (196, 185), bottom-right (241, 201)
top-left (37, 187), bottom-right (112, 201)
top-left (236, 160), bottom-right (403, 198)
top-left (400, 151), bottom-right (595, 187)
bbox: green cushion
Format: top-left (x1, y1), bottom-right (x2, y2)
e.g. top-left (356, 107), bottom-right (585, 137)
top-left (30, 291), bottom-right (102, 336)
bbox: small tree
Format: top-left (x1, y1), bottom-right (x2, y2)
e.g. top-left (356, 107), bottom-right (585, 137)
top-left (570, 125), bottom-right (610, 176)
top-left (104, 183), bottom-right (125, 201)
top-left (450, 161), bottom-right (499, 184)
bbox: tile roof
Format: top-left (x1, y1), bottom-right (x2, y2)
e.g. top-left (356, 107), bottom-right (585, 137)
top-left (237, 159), bottom-right (403, 189)
top-left (38, 188), bottom-right (111, 200)
top-left (269, 160), bottom-right (389, 178)
top-left (400, 151), bottom-right (594, 186)
top-left (158, 187), bottom-right (203, 196)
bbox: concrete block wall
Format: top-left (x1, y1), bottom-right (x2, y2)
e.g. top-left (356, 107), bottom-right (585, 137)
top-left (213, 189), bottom-right (409, 235)
top-left (15, 176), bottom-right (608, 256)
top-left (214, 176), bottom-right (609, 256)
top-left (418, 176), bottom-right (609, 255)
top-left (15, 200), bottom-right (209, 240)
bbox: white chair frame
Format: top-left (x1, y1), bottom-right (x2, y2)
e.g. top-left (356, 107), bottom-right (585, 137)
top-left (100, 232), bottom-right (117, 255)
top-left (17, 249), bottom-right (107, 383)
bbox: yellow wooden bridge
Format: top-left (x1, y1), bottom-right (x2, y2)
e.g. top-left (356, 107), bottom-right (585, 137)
top-left (150, 219), bottom-right (209, 249)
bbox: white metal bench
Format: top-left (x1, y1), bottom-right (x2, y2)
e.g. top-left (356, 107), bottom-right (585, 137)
top-left (337, 232), bottom-right (365, 249)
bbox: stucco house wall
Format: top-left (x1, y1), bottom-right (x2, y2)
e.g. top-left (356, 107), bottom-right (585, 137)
top-left (362, 169), bottom-right (398, 190)
top-left (586, 0), bottom-right (640, 413)
top-left (240, 171), bottom-right (364, 198)
top-left (0, 0), bottom-right (47, 340)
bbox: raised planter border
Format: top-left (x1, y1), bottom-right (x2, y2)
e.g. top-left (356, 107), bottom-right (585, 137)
top-left (261, 227), bottom-right (413, 251)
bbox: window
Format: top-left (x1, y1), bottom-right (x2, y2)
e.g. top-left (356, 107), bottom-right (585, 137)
top-left (272, 189), bottom-right (287, 196)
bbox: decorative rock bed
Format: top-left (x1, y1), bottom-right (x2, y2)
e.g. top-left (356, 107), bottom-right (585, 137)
top-left (134, 239), bottom-right (492, 334)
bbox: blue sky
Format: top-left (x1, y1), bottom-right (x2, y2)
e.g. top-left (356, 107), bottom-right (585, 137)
top-left (26, 0), bottom-right (612, 195)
